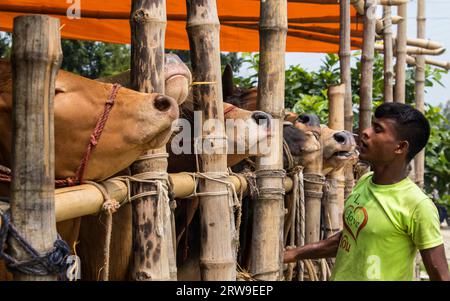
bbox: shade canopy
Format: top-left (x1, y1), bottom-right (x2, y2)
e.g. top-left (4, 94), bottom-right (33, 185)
top-left (0, 0), bottom-right (363, 53)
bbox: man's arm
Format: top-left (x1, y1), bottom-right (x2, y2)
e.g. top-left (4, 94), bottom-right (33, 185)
top-left (284, 231), bottom-right (342, 263)
top-left (420, 244), bottom-right (450, 281)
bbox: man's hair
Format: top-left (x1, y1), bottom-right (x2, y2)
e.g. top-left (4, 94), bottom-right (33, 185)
top-left (374, 102), bottom-right (430, 162)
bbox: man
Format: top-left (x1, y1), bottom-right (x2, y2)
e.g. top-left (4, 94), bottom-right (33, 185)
top-left (284, 102), bottom-right (450, 281)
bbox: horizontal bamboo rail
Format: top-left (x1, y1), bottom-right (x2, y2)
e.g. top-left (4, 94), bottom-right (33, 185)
top-left (0, 173), bottom-right (293, 223)
top-left (406, 55), bottom-right (450, 70)
top-left (374, 44), bottom-right (446, 56)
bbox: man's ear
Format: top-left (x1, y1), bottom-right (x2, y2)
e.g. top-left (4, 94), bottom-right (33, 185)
top-left (395, 140), bottom-right (409, 156)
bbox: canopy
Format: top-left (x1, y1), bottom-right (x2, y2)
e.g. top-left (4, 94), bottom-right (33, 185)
top-left (0, 0), bottom-right (363, 53)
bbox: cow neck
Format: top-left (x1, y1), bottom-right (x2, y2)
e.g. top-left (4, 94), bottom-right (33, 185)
top-left (223, 104), bottom-right (237, 116)
top-left (0, 83), bottom-right (122, 188)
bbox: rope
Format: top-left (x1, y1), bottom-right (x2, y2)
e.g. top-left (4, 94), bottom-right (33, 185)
top-left (75, 83), bottom-right (121, 184)
top-left (303, 173), bottom-right (326, 199)
top-left (83, 181), bottom-right (119, 281)
top-left (254, 169), bottom-right (286, 199)
top-left (0, 210), bottom-right (70, 278)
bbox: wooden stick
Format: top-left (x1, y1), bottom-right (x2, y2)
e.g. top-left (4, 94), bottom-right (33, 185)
top-left (406, 56), bottom-right (450, 70)
top-left (394, 2), bottom-right (407, 103)
top-left (339, 0), bottom-right (355, 201)
top-left (129, 0), bottom-right (173, 281)
top-left (383, 5), bottom-right (394, 102)
top-left (10, 15), bottom-right (62, 280)
top-left (414, 0), bottom-right (425, 189)
top-left (359, 0), bottom-right (377, 134)
top-left (0, 175), bottom-right (293, 223)
top-left (405, 38), bottom-right (443, 50)
top-left (186, 0), bottom-right (236, 281)
top-left (326, 85), bottom-right (346, 238)
top-left (249, 0), bottom-right (288, 281)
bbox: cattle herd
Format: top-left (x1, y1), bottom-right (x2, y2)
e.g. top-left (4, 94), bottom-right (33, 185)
top-left (0, 54), bottom-right (358, 280)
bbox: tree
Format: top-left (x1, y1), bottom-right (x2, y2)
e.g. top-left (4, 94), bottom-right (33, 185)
top-left (0, 32), bottom-right (11, 59)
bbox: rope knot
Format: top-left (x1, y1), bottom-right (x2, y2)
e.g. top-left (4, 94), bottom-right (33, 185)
top-left (102, 199), bottom-right (120, 214)
top-left (65, 177), bottom-right (78, 187)
top-left (89, 134), bottom-right (98, 146)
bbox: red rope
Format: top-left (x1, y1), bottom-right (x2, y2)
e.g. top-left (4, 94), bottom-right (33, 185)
top-left (0, 83), bottom-right (121, 188)
top-left (74, 83), bottom-right (121, 185)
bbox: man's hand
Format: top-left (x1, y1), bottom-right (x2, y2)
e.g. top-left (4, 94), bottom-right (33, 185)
top-left (283, 231), bottom-right (342, 263)
top-left (420, 244), bottom-right (450, 281)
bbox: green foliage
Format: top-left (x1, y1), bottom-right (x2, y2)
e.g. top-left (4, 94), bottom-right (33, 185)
top-left (0, 32), bottom-right (11, 59)
top-left (167, 49), bottom-right (244, 73)
top-left (61, 40), bottom-right (130, 78)
top-left (425, 102), bottom-right (450, 209)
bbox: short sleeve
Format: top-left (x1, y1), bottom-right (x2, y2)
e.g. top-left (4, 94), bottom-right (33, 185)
top-left (408, 199), bottom-right (444, 250)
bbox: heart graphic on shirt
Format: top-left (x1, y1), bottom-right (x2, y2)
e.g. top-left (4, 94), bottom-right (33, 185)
top-left (343, 205), bottom-right (368, 243)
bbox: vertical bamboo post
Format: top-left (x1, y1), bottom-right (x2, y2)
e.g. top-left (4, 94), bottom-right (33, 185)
top-left (186, 0), bottom-right (236, 280)
top-left (129, 0), bottom-right (174, 280)
top-left (359, 0), bottom-right (377, 134)
top-left (394, 2), bottom-right (407, 103)
top-left (10, 15), bottom-right (62, 280)
top-left (249, 0), bottom-right (287, 281)
top-left (339, 0), bottom-right (355, 201)
top-left (414, 0), bottom-right (425, 189)
top-left (325, 85), bottom-right (346, 238)
top-left (383, 5), bottom-right (394, 103)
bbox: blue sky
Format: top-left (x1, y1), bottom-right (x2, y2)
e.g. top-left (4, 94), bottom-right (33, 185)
top-left (239, 0), bottom-right (450, 107)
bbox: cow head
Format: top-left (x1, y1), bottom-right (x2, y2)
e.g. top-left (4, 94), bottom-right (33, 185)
top-left (321, 126), bottom-right (358, 175)
top-left (293, 113), bottom-right (323, 172)
top-left (0, 60), bottom-right (179, 181)
top-left (224, 103), bottom-right (272, 166)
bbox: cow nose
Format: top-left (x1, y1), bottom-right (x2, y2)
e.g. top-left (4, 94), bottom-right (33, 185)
top-left (153, 95), bottom-right (179, 119)
top-left (333, 131), bottom-right (349, 144)
top-left (297, 113), bottom-right (320, 126)
top-left (251, 111), bottom-right (271, 127)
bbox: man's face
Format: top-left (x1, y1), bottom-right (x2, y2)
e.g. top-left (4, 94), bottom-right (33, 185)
top-left (359, 117), bottom-right (407, 165)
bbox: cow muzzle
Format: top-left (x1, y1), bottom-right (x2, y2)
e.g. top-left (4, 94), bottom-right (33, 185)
top-left (153, 95), bottom-right (179, 120)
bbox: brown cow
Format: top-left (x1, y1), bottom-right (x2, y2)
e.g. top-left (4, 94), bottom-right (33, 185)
top-left (0, 59), bottom-right (179, 280)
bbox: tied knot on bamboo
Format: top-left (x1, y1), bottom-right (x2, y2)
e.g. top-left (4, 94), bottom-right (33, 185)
top-left (0, 210), bottom-right (71, 277)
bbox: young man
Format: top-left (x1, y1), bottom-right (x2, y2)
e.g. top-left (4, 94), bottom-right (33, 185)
top-left (284, 102), bottom-right (450, 281)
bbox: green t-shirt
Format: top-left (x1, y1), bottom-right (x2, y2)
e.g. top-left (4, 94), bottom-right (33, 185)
top-left (331, 172), bottom-right (443, 281)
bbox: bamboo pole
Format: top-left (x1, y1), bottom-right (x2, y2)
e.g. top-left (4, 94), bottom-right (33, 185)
top-left (186, 0), bottom-right (236, 281)
top-left (405, 38), bottom-right (442, 50)
top-left (129, 0), bottom-right (174, 281)
top-left (359, 0), bottom-right (377, 134)
top-left (414, 0), bottom-right (425, 189)
top-left (325, 85), bottom-right (346, 237)
top-left (383, 5), bottom-right (394, 103)
top-left (9, 15), bottom-right (62, 280)
top-left (0, 175), bottom-right (293, 223)
top-left (394, 2), bottom-right (407, 103)
top-left (249, 0), bottom-right (287, 281)
top-left (339, 0), bottom-right (355, 202)
top-left (406, 56), bottom-right (450, 70)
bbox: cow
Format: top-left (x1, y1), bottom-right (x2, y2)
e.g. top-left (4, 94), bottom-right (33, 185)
top-left (0, 59), bottom-right (180, 281)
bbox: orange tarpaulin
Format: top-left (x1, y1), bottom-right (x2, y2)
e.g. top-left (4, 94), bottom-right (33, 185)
top-left (0, 0), bottom-right (363, 53)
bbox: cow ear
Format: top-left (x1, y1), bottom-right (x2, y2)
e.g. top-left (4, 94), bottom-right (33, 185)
top-left (222, 63), bottom-right (235, 100)
top-left (55, 79), bottom-right (67, 94)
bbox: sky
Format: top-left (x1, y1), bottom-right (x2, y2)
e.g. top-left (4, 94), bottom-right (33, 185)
top-left (239, 0), bottom-right (450, 107)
